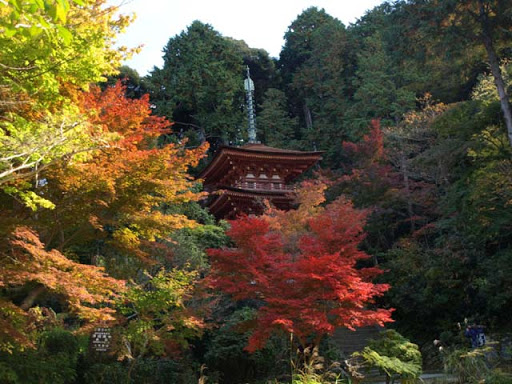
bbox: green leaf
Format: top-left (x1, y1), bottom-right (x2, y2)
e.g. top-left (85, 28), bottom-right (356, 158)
top-left (28, 4), bottom-right (39, 14)
top-left (34, 0), bottom-right (45, 9)
top-left (37, 15), bottom-right (51, 29)
top-left (10, 0), bottom-right (22, 12)
top-left (70, 0), bottom-right (85, 6)
top-left (28, 25), bottom-right (42, 37)
top-left (56, 25), bottom-right (72, 44)
top-left (10, 8), bottom-right (20, 23)
top-left (3, 188), bottom-right (56, 211)
top-left (3, 26), bottom-right (17, 38)
top-left (47, 3), bottom-right (58, 21)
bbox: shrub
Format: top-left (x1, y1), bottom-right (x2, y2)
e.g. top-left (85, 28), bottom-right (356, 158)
top-left (354, 330), bottom-right (422, 384)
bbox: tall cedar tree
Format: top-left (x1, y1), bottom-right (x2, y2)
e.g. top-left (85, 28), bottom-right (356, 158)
top-left (279, 7), bottom-right (348, 152)
top-left (147, 21), bottom-right (244, 147)
top-left (207, 182), bottom-right (393, 352)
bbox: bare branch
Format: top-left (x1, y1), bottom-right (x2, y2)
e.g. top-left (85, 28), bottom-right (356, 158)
top-left (0, 62), bottom-right (38, 72)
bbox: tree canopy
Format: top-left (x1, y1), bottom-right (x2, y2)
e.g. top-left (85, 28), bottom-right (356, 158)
top-left (0, 0), bottom-right (134, 206)
top-left (207, 182), bottom-right (393, 352)
top-left (146, 21), bottom-right (244, 148)
top-left (2, 0), bottom-right (512, 382)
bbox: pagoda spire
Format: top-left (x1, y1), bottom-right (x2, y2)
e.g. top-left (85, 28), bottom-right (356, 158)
top-left (244, 66), bottom-right (257, 143)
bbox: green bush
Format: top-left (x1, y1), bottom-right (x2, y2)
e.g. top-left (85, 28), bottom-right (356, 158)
top-left (485, 369), bottom-right (512, 384)
top-left (0, 328), bottom-right (80, 384)
top-left (354, 330), bottom-right (422, 384)
top-left (81, 359), bottom-right (198, 384)
top-left (203, 306), bottom-right (289, 383)
top-left (442, 346), bottom-right (504, 384)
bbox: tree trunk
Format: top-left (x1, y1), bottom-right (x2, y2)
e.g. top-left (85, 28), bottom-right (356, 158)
top-left (479, 0), bottom-right (512, 146)
top-left (303, 103), bottom-right (317, 151)
top-left (20, 285), bottom-right (45, 310)
top-left (400, 152), bottom-right (415, 233)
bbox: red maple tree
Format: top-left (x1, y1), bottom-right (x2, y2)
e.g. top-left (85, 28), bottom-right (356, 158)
top-left (207, 182), bottom-right (393, 352)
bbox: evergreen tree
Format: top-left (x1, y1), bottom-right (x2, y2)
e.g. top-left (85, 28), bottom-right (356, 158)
top-left (293, 20), bottom-right (352, 153)
top-left (146, 21), bottom-right (245, 147)
top-left (257, 88), bottom-right (298, 148)
top-left (347, 32), bottom-right (416, 131)
top-left (278, 8), bottom-right (345, 147)
top-left (104, 65), bottom-right (147, 99)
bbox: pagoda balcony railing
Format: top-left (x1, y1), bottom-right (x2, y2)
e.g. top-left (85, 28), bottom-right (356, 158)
top-left (235, 181), bottom-right (292, 192)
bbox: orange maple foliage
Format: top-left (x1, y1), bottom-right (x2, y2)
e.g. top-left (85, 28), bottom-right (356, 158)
top-left (265, 179), bottom-right (328, 238)
top-left (0, 82), bottom-right (207, 351)
top-left (39, 82), bottom-right (207, 264)
top-left (207, 181), bottom-right (393, 352)
top-left (0, 227), bottom-right (125, 351)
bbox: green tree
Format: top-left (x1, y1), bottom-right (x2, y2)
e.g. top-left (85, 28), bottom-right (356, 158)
top-left (257, 88), bottom-right (298, 147)
top-left (105, 65), bottom-right (147, 99)
top-left (278, 7), bottom-right (347, 153)
top-left (279, 7), bottom-right (337, 85)
top-left (380, 96), bottom-right (512, 340)
top-left (146, 21), bottom-right (244, 147)
top-left (118, 268), bottom-right (204, 361)
top-left (412, 0), bottom-right (512, 145)
top-left (225, 38), bottom-right (280, 109)
top-left (348, 32), bottom-right (416, 130)
top-left (292, 19), bottom-right (352, 154)
top-left (0, 328), bottom-right (81, 384)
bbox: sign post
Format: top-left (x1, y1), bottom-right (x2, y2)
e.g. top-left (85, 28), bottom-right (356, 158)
top-left (91, 327), bottom-right (112, 352)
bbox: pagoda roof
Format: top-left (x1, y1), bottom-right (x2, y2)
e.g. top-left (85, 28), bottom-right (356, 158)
top-left (207, 186), bottom-right (294, 219)
top-left (235, 143), bottom-right (320, 154)
top-left (198, 143), bottom-right (323, 185)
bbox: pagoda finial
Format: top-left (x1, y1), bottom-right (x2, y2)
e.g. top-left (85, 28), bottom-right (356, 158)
top-left (244, 66), bottom-right (257, 144)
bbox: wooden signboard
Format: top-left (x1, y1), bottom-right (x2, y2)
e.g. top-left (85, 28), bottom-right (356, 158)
top-left (91, 327), bottom-right (111, 352)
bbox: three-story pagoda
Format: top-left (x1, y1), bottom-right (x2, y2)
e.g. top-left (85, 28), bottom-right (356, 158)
top-left (198, 68), bottom-right (322, 219)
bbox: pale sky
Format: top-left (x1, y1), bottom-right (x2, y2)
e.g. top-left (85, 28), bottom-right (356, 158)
top-left (110, 0), bottom-right (386, 76)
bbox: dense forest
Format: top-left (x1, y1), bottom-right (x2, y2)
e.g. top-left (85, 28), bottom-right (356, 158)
top-left (1, 0), bottom-right (512, 383)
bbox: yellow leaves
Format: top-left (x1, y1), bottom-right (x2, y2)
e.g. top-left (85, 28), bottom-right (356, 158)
top-left (401, 93), bottom-right (447, 130)
top-left (112, 227), bottom-right (141, 253)
top-left (266, 179), bottom-right (328, 238)
top-left (182, 315), bottom-right (205, 329)
top-left (128, 211), bottom-right (197, 240)
top-left (15, 190), bottom-right (56, 211)
top-left (88, 215), bottom-right (103, 230)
